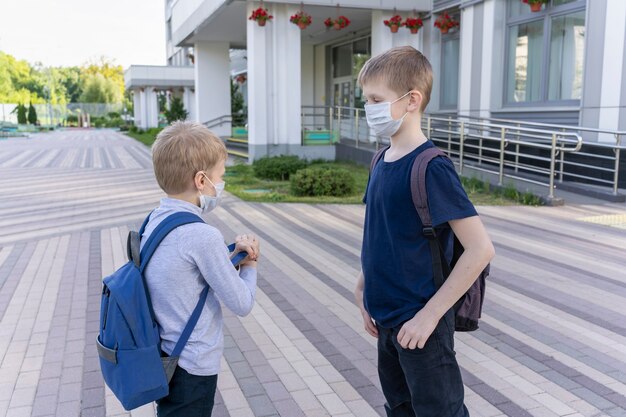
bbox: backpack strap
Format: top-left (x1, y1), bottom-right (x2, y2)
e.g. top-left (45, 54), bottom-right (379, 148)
top-left (139, 212), bottom-right (204, 274)
top-left (137, 212), bottom-right (205, 339)
top-left (409, 146), bottom-right (451, 289)
top-left (127, 213), bottom-right (152, 267)
top-left (369, 145), bottom-right (390, 173)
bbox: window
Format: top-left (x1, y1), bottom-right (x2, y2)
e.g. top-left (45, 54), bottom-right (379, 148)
top-left (330, 37), bottom-right (371, 108)
top-left (507, 20), bottom-right (544, 102)
top-left (332, 44), bottom-right (352, 78)
top-left (548, 12), bottom-right (584, 100)
top-left (505, 0), bottom-right (585, 105)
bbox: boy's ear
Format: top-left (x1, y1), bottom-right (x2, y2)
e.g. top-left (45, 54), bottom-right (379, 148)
top-left (408, 90), bottom-right (423, 112)
top-left (193, 171), bottom-right (205, 190)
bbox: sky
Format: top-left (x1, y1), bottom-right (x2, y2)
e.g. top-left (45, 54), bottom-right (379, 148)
top-left (0, 0), bottom-right (166, 69)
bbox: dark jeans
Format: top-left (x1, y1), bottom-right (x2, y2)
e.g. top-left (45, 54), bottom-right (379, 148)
top-left (377, 310), bottom-right (469, 417)
top-left (156, 365), bottom-right (218, 417)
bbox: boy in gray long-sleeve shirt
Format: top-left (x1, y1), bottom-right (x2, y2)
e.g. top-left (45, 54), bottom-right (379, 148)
top-left (143, 121), bottom-right (259, 417)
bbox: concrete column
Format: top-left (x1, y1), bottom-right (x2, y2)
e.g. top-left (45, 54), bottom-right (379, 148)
top-left (458, 6), bottom-right (474, 116)
top-left (247, 2), bottom-right (311, 161)
top-left (132, 89), bottom-right (142, 128)
top-left (183, 87), bottom-right (195, 122)
top-left (139, 88), bottom-right (149, 129)
top-left (194, 41), bottom-right (231, 136)
top-left (371, 10), bottom-right (423, 59)
top-left (145, 87), bottom-right (159, 128)
top-left (598, 0), bottom-right (626, 141)
top-left (479, 0), bottom-right (496, 118)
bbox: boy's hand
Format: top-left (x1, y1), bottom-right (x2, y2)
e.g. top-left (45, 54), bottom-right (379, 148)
top-left (355, 270), bottom-right (378, 338)
top-left (234, 234), bottom-right (260, 261)
top-left (397, 308), bottom-right (439, 349)
top-left (360, 308), bottom-right (378, 338)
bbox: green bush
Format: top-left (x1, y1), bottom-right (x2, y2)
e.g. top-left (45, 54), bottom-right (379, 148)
top-left (291, 167), bottom-right (355, 197)
top-left (129, 125), bottom-right (138, 133)
top-left (253, 155), bottom-right (308, 181)
top-left (105, 117), bottom-right (124, 128)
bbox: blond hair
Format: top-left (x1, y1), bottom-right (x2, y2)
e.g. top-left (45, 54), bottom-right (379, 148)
top-left (152, 121), bottom-right (227, 194)
top-left (357, 46), bottom-right (433, 112)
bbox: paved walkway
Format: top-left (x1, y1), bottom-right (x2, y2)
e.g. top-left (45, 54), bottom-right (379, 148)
top-left (1, 129), bottom-right (625, 417)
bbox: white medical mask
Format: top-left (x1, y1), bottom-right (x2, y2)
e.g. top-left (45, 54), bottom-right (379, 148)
top-left (199, 173), bottom-right (225, 214)
top-left (364, 91), bottom-right (411, 138)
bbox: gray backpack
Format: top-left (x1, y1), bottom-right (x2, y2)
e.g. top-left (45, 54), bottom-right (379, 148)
top-left (370, 145), bottom-right (488, 331)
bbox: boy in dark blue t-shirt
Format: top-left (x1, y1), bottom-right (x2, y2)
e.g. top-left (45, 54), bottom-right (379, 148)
top-left (355, 46), bottom-right (495, 417)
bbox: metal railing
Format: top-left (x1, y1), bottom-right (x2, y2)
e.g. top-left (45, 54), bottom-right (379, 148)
top-left (441, 115), bottom-right (625, 196)
top-left (302, 105), bottom-right (374, 148)
top-left (204, 113), bottom-right (247, 130)
top-left (423, 116), bottom-right (582, 199)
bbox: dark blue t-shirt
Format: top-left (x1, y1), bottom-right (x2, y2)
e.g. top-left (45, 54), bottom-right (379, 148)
top-left (361, 140), bottom-right (477, 328)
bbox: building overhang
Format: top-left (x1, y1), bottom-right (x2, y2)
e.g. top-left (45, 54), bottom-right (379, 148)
top-left (124, 65), bottom-right (195, 90)
top-left (170, 0), bottom-right (432, 48)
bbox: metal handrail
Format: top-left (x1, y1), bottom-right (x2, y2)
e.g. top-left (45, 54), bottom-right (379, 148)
top-left (304, 105), bottom-right (624, 197)
top-left (425, 116), bottom-right (583, 199)
top-left (203, 115), bottom-right (231, 129)
top-left (445, 114), bottom-right (624, 195)
top-left (457, 114), bottom-right (626, 139)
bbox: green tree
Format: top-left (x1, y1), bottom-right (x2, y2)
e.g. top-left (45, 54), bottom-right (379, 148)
top-left (164, 97), bottom-right (188, 123)
top-left (231, 79), bottom-right (244, 114)
top-left (16, 104), bottom-right (27, 124)
top-left (57, 66), bottom-right (82, 102)
top-left (79, 73), bottom-right (122, 103)
top-left (81, 57), bottom-right (124, 102)
top-left (0, 52), bottom-right (43, 104)
top-left (27, 102), bottom-right (37, 124)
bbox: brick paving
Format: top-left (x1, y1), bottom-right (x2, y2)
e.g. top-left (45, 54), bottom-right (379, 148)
top-left (0, 129), bottom-right (625, 416)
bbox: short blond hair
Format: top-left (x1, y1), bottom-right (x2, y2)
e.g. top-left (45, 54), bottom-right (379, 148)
top-left (152, 121), bottom-right (227, 194)
top-left (358, 46), bottom-right (433, 112)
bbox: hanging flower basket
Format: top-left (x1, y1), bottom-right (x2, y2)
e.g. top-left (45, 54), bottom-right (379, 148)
top-left (324, 15), bottom-right (351, 30)
top-left (249, 7), bottom-right (273, 26)
top-left (522, 0), bottom-right (548, 12)
top-left (384, 15), bottom-right (403, 33)
top-left (434, 12), bottom-right (459, 34)
top-left (290, 11), bottom-right (312, 30)
top-left (235, 74), bottom-right (247, 84)
top-left (404, 17), bottom-right (423, 34)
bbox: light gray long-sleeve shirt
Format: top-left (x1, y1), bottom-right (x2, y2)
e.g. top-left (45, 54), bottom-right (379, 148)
top-left (141, 197), bottom-right (257, 376)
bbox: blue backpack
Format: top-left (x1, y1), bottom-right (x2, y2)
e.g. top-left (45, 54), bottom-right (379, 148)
top-left (97, 212), bottom-right (247, 410)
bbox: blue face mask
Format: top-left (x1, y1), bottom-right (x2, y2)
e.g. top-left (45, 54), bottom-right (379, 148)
top-left (199, 173), bottom-right (225, 214)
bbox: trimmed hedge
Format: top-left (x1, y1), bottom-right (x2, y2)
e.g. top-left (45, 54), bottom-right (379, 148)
top-left (290, 167), bottom-right (355, 197)
top-left (253, 155), bottom-right (308, 181)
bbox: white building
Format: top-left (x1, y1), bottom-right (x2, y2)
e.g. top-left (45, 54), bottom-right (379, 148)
top-left (126, 0), bottom-right (626, 172)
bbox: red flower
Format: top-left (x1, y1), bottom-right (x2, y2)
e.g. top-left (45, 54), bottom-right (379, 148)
top-left (325, 15), bottom-right (351, 29)
top-left (384, 15), bottom-right (403, 27)
top-left (249, 7), bottom-right (273, 22)
top-left (290, 11), bottom-right (312, 26)
top-left (434, 12), bottom-right (459, 31)
top-left (403, 17), bottom-right (423, 29)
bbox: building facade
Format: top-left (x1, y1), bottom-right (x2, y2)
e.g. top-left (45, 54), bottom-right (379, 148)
top-left (126, 0), bottom-right (626, 159)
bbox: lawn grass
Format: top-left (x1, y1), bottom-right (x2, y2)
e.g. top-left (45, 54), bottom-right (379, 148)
top-left (124, 130), bottom-right (540, 206)
top-left (124, 129), bottom-right (162, 147)
top-left (225, 161), bottom-right (370, 204)
top-left (226, 162), bottom-right (541, 206)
